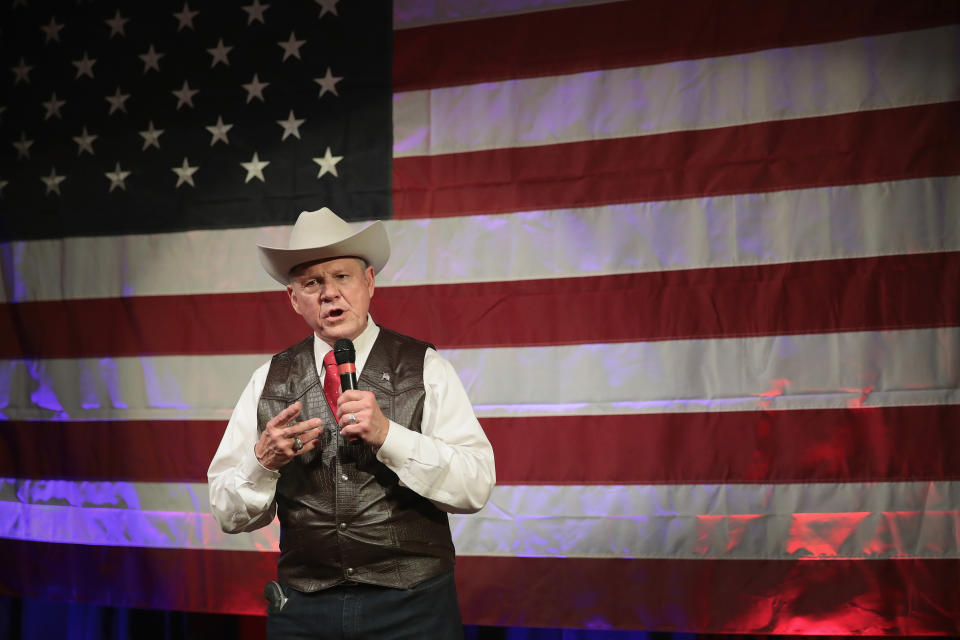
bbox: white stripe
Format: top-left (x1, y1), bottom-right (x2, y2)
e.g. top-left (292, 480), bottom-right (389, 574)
top-left (393, 0), bottom-right (624, 29)
top-left (0, 478), bottom-right (211, 512)
top-left (393, 26), bottom-right (959, 156)
top-left (1, 328), bottom-right (956, 421)
top-left (2, 176), bottom-right (957, 302)
top-left (0, 353), bottom-right (266, 422)
top-left (453, 328), bottom-right (960, 417)
top-left (0, 502), bottom-right (279, 552)
top-left (454, 481), bottom-right (960, 559)
top-left (2, 478), bottom-right (957, 559)
top-left (384, 177), bottom-right (959, 286)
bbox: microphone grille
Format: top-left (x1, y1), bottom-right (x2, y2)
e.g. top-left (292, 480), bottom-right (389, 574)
top-left (333, 338), bottom-right (356, 364)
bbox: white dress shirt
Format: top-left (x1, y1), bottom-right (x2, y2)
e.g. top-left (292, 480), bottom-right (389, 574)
top-left (208, 317), bottom-right (496, 534)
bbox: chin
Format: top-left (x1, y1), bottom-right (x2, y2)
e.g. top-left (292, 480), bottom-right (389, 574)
top-left (320, 323), bottom-right (360, 343)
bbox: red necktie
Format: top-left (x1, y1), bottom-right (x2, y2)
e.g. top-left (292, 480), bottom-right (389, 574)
top-left (322, 350), bottom-right (341, 412)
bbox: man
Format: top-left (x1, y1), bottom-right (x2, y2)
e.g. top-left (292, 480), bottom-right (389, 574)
top-left (208, 208), bottom-right (496, 639)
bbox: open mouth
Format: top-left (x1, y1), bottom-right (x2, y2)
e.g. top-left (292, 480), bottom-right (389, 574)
top-left (327, 309), bottom-right (345, 319)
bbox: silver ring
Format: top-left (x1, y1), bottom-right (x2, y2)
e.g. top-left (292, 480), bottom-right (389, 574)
top-left (348, 413), bottom-right (358, 425)
top-left (293, 437), bottom-right (304, 451)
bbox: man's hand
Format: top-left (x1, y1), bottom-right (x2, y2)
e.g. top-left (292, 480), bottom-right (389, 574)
top-left (254, 402), bottom-right (323, 470)
top-left (337, 391), bottom-right (390, 447)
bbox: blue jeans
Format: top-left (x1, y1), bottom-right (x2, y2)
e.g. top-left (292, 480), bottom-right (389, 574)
top-left (266, 571), bottom-right (464, 640)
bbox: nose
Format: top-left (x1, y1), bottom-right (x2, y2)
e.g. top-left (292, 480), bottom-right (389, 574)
top-left (320, 282), bottom-right (339, 302)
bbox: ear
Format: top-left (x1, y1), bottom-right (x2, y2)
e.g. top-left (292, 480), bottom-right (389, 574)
top-left (364, 265), bottom-right (375, 298)
top-left (286, 284), bottom-right (301, 314)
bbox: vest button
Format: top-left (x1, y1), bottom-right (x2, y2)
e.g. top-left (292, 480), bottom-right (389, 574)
top-left (340, 474), bottom-right (348, 482)
top-left (338, 522), bottom-right (347, 531)
top-left (346, 568), bottom-right (355, 576)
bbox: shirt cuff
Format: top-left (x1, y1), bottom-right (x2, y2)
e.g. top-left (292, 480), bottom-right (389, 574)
top-left (376, 419), bottom-right (416, 471)
top-left (245, 446), bottom-right (281, 481)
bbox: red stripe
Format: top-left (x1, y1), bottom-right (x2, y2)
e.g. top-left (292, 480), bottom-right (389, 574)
top-left (393, 103), bottom-right (960, 218)
top-left (2, 252), bottom-right (956, 358)
top-left (0, 420), bottom-right (223, 482)
top-left (0, 540), bottom-right (275, 615)
top-left (487, 405), bottom-right (960, 485)
top-left (393, 0), bottom-right (960, 90)
top-left (1, 541), bottom-right (957, 632)
top-left (455, 556), bottom-right (960, 633)
top-left (5, 405), bottom-right (959, 484)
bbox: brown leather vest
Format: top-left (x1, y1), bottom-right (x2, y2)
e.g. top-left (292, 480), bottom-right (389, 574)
top-left (257, 327), bottom-right (455, 591)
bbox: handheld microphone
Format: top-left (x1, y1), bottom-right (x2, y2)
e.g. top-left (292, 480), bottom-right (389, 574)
top-left (333, 338), bottom-right (358, 392)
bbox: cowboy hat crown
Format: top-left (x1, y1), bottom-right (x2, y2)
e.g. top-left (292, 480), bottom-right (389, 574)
top-left (257, 207), bottom-right (390, 284)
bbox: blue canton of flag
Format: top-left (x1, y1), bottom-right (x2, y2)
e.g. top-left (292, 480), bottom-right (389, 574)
top-left (0, 0), bottom-right (392, 241)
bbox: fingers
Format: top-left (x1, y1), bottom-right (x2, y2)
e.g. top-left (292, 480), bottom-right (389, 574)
top-left (257, 403), bottom-right (326, 469)
top-left (266, 402), bottom-right (302, 431)
top-left (297, 423), bottom-right (324, 446)
top-left (279, 417), bottom-right (323, 438)
top-left (293, 425), bottom-right (323, 454)
top-left (335, 391), bottom-right (368, 431)
top-left (335, 390), bottom-right (373, 420)
top-left (335, 390), bottom-right (388, 447)
top-left (269, 403), bottom-right (322, 438)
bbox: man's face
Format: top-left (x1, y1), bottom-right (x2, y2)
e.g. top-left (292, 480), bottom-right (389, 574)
top-left (287, 257), bottom-right (375, 347)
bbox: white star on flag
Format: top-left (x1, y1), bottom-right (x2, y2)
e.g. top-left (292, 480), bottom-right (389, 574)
top-left (41, 17), bottom-right (64, 43)
top-left (313, 67), bottom-right (342, 98)
top-left (312, 147), bottom-right (342, 178)
top-left (241, 152), bottom-right (270, 183)
top-left (207, 38), bottom-right (233, 68)
top-left (105, 88), bottom-right (130, 115)
top-left (72, 127), bottom-right (98, 155)
top-left (242, 0), bottom-right (270, 25)
top-left (278, 32), bottom-right (306, 61)
top-left (174, 3), bottom-right (199, 31)
top-left (11, 57), bottom-right (33, 85)
top-left (13, 132), bottom-right (33, 159)
top-left (139, 121), bottom-right (164, 150)
top-left (172, 81), bottom-right (199, 110)
top-left (205, 116), bottom-right (233, 146)
top-left (172, 158), bottom-right (198, 188)
top-left (42, 92), bottom-right (66, 120)
top-left (41, 167), bottom-right (67, 195)
top-left (105, 163), bottom-right (132, 192)
top-left (139, 46), bottom-right (165, 74)
top-left (72, 52), bottom-right (97, 79)
top-left (242, 74), bottom-right (269, 103)
top-left (316, 0), bottom-right (339, 18)
top-left (277, 110), bottom-right (305, 140)
top-left (105, 10), bottom-right (129, 38)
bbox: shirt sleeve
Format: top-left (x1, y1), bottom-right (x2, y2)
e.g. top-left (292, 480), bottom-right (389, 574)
top-left (375, 348), bottom-right (496, 514)
top-left (207, 361), bottom-right (281, 533)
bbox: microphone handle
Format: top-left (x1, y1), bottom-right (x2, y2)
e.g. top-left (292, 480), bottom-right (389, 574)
top-left (338, 369), bottom-right (360, 442)
top-left (340, 370), bottom-right (358, 391)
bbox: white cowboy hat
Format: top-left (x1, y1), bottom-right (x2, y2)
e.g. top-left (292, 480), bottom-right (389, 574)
top-left (257, 207), bottom-right (390, 284)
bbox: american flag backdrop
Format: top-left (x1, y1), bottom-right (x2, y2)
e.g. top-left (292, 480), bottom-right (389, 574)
top-left (1, 0), bottom-right (959, 634)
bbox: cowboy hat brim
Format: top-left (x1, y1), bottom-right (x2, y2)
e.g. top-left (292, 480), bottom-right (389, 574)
top-left (257, 219), bottom-right (390, 285)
